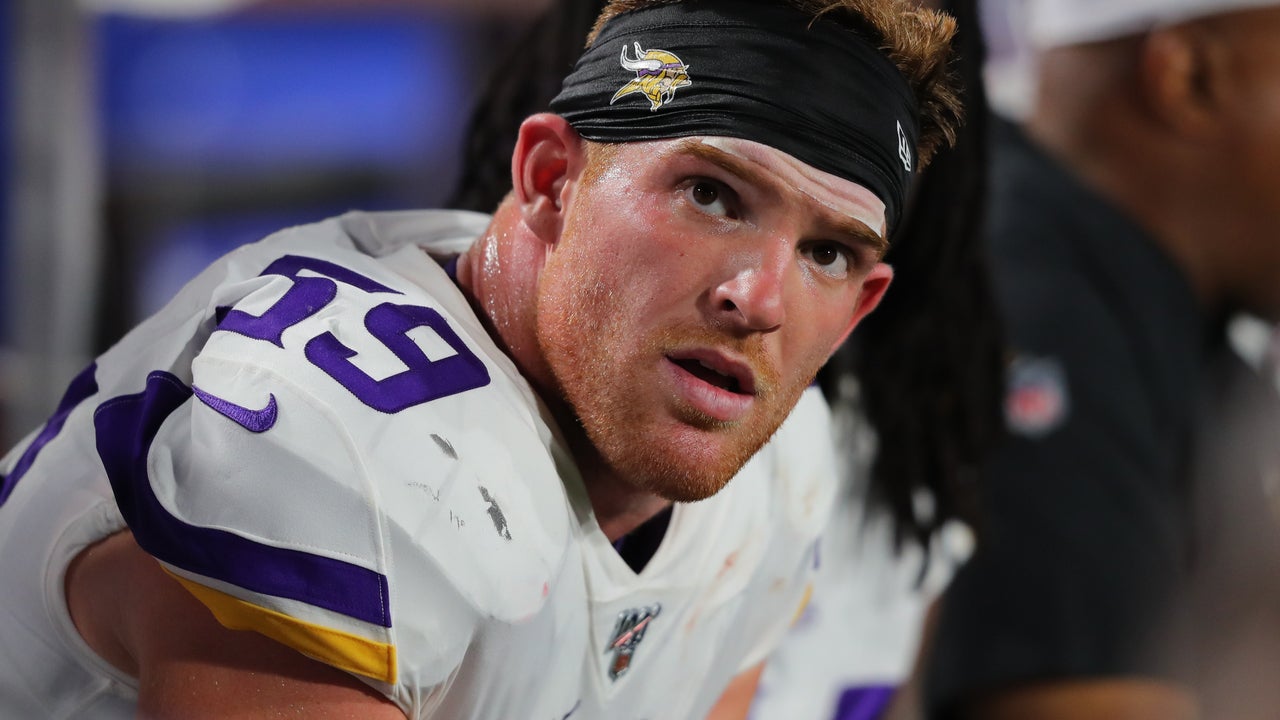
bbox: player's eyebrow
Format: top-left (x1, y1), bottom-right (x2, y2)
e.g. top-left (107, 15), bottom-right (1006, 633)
top-left (672, 139), bottom-right (889, 256)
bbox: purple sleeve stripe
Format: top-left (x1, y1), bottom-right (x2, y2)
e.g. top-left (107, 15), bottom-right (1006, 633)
top-left (0, 363), bottom-right (98, 508)
top-left (93, 370), bottom-right (391, 628)
top-left (832, 685), bottom-right (897, 720)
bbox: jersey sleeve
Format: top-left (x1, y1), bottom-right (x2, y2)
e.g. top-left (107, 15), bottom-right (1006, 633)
top-left (90, 223), bottom-right (572, 717)
top-left (95, 349), bottom-right (482, 696)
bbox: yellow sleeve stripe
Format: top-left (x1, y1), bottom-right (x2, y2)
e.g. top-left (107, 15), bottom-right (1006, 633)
top-left (169, 571), bottom-right (398, 683)
top-left (790, 583), bottom-right (814, 626)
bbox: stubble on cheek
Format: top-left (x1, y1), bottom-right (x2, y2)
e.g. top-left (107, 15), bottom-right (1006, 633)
top-left (533, 210), bottom-right (841, 501)
top-left (537, 278), bottom-right (819, 502)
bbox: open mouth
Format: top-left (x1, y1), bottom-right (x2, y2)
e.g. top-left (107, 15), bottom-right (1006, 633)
top-left (663, 350), bottom-right (758, 423)
top-left (669, 357), bottom-right (752, 395)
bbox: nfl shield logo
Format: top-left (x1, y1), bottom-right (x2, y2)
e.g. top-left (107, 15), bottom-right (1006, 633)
top-left (1004, 355), bottom-right (1069, 437)
top-left (605, 603), bottom-right (661, 680)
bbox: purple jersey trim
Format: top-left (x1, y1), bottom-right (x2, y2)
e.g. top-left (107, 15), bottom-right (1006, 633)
top-left (94, 370), bottom-right (391, 628)
top-left (0, 363), bottom-right (98, 507)
top-left (832, 685), bottom-right (896, 720)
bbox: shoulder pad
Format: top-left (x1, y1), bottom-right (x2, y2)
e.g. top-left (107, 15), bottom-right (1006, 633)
top-left (93, 222), bottom-right (573, 689)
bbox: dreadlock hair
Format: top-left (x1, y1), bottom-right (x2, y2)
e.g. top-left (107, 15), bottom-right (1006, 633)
top-left (448, 0), bottom-right (602, 212)
top-left (448, 0), bottom-right (1004, 554)
top-left (818, 0), bottom-right (1003, 554)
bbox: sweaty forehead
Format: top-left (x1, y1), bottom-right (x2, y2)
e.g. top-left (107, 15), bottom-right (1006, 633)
top-left (692, 137), bottom-right (888, 239)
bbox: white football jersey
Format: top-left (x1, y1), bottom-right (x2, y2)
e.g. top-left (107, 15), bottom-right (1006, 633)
top-left (0, 210), bottom-right (836, 720)
top-left (750, 403), bottom-right (972, 720)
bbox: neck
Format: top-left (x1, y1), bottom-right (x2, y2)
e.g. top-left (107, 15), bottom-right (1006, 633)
top-left (455, 203), bottom-right (673, 543)
top-left (455, 203), bottom-right (545, 379)
top-left (558, 423), bottom-right (674, 543)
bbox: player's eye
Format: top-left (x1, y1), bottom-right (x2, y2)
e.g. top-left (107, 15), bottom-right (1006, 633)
top-left (685, 179), bottom-right (737, 219)
top-left (803, 241), bottom-right (853, 279)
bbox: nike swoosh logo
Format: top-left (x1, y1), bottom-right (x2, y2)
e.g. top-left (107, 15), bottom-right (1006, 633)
top-left (192, 386), bottom-right (278, 433)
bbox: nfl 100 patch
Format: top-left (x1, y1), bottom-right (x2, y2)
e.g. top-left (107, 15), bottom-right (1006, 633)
top-left (605, 603), bottom-right (661, 680)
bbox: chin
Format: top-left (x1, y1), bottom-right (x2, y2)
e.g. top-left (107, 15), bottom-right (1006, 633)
top-left (630, 464), bottom-right (737, 503)
top-left (608, 427), bottom-right (772, 503)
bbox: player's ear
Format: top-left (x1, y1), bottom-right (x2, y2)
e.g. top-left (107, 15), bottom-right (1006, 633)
top-left (511, 113), bottom-right (585, 244)
top-left (1139, 23), bottom-right (1225, 140)
top-left (829, 262), bottom-right (893, 354)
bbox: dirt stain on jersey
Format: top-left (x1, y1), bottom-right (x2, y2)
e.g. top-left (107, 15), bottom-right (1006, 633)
top-left (478, 486), bottom-right (512, 540)
top-left (430, 433), bottom-right (458, 459)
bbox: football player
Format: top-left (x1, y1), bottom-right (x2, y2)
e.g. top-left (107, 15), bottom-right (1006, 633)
top-left (0, 1), bottom-right (961, 717)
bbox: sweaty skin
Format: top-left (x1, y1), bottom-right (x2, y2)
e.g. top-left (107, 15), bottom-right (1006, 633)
top-left (700, 137), bottom-right (889, 240)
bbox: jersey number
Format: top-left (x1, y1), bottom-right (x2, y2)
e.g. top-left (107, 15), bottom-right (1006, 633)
top-left (218, 254), bottom-right (490, 413)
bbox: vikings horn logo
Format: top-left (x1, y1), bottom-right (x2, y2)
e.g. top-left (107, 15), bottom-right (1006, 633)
top-left (610, 42), bottom-right (692, 111)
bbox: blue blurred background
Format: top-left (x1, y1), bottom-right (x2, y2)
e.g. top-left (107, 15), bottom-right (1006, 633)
top-left (1, 0), bottom-right (544, 445)
top-left (97, 9), bottom-right (482, 319)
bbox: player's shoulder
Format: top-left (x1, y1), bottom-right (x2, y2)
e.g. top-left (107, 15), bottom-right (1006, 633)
top-left (96, 210), bottom-right (573, 691)
top-left (111, 355), bottom-right (574, 692)
top-left (251, 209), bottom-right (492, 259)
top-left (206, 209), bottom-right (489, 313)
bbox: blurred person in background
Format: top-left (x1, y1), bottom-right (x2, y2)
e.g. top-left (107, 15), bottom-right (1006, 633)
top-left (924, 1), bottom-right (1280, 718)
top-left (0, 0), bottom-right (966, 718)
top-left (452, 0), bottom-right (1004, 718)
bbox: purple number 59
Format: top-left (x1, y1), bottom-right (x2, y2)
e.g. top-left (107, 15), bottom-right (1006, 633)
top-left (217, 254), bottom-right (489, 413)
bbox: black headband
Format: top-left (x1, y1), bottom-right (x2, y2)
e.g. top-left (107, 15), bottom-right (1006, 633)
top-left (549, 0), bottom-right (921, 233)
